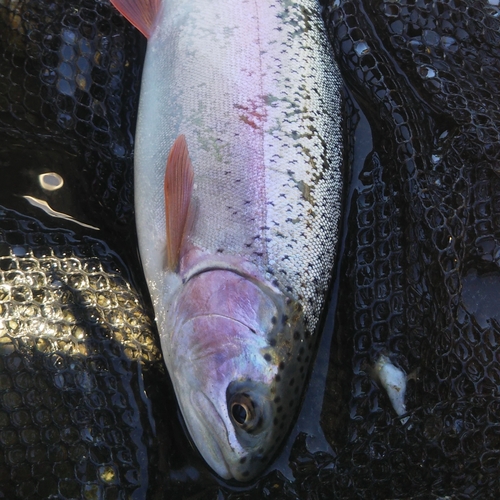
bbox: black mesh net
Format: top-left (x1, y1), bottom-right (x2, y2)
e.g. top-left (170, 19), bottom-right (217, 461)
top-left (0, 205), bottom-right (166, 499)
top-left (1, 0), bottom-right (500, 498)
top-left (0, 0), bottom-right (144, 226)
top-left (321, 0), bottom-right (500, 497)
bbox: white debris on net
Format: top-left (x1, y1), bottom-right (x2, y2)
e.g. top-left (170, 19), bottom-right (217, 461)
top-left (372, 354), bottom-right (408, 423)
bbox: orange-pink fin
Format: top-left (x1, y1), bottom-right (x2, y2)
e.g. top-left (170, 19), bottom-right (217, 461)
top-left (110, 0), bottom-right (162, 38)
top-left (164, 135), bottom-right (195, 272)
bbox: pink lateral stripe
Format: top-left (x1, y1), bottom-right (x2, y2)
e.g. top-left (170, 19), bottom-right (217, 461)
top-left (110, 0), bottom-right (162, 38)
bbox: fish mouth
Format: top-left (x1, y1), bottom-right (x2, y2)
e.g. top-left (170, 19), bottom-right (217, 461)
top-left (180, 386), bottom-right (235, 480)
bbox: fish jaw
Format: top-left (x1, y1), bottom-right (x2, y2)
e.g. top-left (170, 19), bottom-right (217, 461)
top-left (162, 268), bottom-right (308, 481)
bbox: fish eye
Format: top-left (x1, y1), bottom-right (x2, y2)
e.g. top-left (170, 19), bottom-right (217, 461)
top-left (231, 403), bottom-right (248, 425)
top-left (226, 381), bottom-right (270, 438)
top-left (230, 393), bottom-right (256, 428)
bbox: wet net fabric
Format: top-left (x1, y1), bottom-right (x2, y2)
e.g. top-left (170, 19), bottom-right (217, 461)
top-left (0, 206), bottom-right (165, 499)
top-left (0, 2), bottom-right (167, 498)
top-left (0, 0), bottom-right (143, 225)
top-left (320, 0), bottom-right (500, 497)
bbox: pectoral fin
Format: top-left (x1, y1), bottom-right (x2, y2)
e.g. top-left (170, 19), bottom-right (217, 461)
top-left (164, 135), bottom-right (194, 271)
top-left (110, 0), bottom-right (162, 38)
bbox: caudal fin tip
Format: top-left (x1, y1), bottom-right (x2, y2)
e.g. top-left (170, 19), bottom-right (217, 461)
top-left (110, 0), bottom-right (162, 39)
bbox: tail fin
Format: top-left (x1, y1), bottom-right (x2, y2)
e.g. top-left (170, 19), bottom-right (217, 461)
top-left (110, 0), bottom-right (162, 38)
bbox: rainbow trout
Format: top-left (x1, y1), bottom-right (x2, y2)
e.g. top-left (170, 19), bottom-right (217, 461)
top-left (111, 0), bottom-right (344, 481)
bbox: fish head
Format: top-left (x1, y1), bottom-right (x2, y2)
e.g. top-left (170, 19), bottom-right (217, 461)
top-left (165, 269), bottom-right (310, 481)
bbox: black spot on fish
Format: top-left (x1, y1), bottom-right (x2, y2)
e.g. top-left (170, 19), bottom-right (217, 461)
top-left (263, 353), bottom-right (272, 362)
top-left (271, 316), bottom-right (277, 325)
top-left (275, 374), bottom-right (281, 382)
top-left (270, 338), bottom-right (277, 347)
top-left (297, 355), bottom-right (302, 362)
top-left (289, 378), bottom-right (295, 386)
top-left (279, 361), bottom-right (285, 370)
top-left (240, 457), bottom-right (247, 464)
top-left (282, 314), bottom-right (288, 324)
top-left (293, 330), bottom-right (300, 340)
top-left (277, 406), bottom-right (283, 413)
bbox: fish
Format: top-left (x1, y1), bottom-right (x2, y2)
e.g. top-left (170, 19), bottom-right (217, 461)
top-left (110, 0), bottom-right (344, 481)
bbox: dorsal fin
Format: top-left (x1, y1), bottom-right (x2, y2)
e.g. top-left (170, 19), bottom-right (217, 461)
top-left (110, 0), bottom-right (162, 38)
top-left (164, 135), bottom-right (195, 272)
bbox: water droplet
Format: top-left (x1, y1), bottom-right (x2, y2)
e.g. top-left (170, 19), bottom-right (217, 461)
top-left (418, 65), bottom-right (436, 79)
top-left (423, 30), bottom-right (440, 47)
top-left (354, 41), bottom-right (370, 56)
top-left (112, 143), bottom-right (126, 158)
top-left (11, 246), bottom-right (26, 257)
top-left (440, 36), bottom-right (458, 52)
top-left (61, 29), bottom-right (77, 44)
top-left (56, 78), bottom-right (75, 97)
